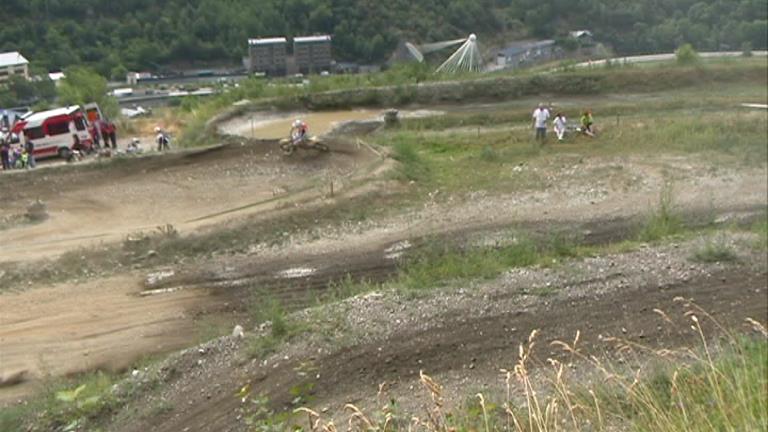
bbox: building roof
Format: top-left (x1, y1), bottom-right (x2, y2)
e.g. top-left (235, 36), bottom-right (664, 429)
top-left (294, 35), bottom-right (332, 43)
top-left (498, 40), bottom-right (555, 57)
top-left (48, 71), bottom-right (66, 81)
top-left (248, 37), bottom-right (288, 46)
top-left (0, 51), bottom-right (29, 68)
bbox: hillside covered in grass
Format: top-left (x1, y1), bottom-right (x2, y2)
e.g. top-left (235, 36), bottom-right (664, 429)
top-left (0, 0), bottom-right (765, 76)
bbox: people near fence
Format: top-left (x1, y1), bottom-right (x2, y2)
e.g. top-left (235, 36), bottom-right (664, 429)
top-left (0, 138), bottom-right (9, 170)
top-left (155, 127), bottom-right (170, 151)
top-left (580, 110), bottom-right (595, 137)
top-left (25, 138), bottom-right (35, 169)
top-left (532, 102), bottom-right (551, 143)
top-left (108, 128), bottom-right (117, 149)
top-left (553, 112), bottom-right (567, 142)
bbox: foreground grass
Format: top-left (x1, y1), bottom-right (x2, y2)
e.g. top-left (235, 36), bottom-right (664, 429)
top-left (0, 372), bottom-right (120, 432)
top-left (244, 320), bottom-right (767, 431)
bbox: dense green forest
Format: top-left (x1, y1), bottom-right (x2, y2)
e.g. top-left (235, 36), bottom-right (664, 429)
top-left (0, 0), bottom-right (765, 77)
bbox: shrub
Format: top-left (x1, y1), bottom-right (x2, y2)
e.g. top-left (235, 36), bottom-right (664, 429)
top-left (676, 43), bottom-right (700, 65)
top-left (741, 41), bottom-right (753, 57)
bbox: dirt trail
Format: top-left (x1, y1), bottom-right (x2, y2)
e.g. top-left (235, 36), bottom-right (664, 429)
top-left (0, 138), bottom-right (377, 262)
top-left (0, 275), bottom-right (225, 404)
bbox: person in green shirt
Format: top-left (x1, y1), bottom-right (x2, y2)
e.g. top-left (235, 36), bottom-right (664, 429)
top-left (580, 110), bottom-right (594, 137)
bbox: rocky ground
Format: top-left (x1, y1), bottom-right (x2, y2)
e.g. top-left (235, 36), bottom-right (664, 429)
top-left (105, 229), bottom-right (767, 432)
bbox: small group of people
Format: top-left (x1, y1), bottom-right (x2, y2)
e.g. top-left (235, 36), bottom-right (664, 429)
top-left (532, 103), bottom-right (595, 143)
top-left (91, 120), bottom-right (118, 150)
top-left (0, 134), bottom-right (35, 171)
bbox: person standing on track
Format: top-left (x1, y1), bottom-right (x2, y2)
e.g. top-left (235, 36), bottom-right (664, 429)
top-left (532, 103), bottom-right (550, 144)
top-left (155, 127), bottom-right (170, 151)
top-left (553, 112), bottom-right (567, 142)
top-left (25, 137), bottom-right (35, 168)
top-left (0, 137), bottom-right (10, 171)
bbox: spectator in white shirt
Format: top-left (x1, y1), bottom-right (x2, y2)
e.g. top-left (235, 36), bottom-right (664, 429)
top-left (553, 112), bottom-right (567, 142)
top-left (531, 103), bottom-right (550, 143)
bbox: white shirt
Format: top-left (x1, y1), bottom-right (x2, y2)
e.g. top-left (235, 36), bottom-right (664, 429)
top-left (532, 108), bottom-right (550, 128)
top-left (553, 116), bottom-right (567, 131)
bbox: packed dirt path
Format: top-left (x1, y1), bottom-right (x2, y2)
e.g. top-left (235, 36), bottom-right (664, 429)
top-left (0, 138), bottom-right (377, 262)
top-left (0, 275), bottom-right (227, 404)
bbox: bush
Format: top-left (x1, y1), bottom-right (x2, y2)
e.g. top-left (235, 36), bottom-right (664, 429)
top-left (741, 41), bottom-right (753, 57)
top-left (675, 43), bottom-right (700, 65)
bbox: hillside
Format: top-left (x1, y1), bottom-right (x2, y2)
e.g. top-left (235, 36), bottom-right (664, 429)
top-left (0, 0), bottom-right (765, 77)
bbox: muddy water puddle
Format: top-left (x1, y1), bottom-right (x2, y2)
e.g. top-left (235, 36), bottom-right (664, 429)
top-left (220, 109), bottom-right (443, 139)
top-left (221, 110), bottom-right (382, 139)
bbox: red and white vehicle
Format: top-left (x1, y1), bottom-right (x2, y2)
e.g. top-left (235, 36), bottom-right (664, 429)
top-left (11, 105), bottom-right (94, 159)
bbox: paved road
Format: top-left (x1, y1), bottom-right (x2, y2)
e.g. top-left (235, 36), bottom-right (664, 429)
top-left (575, 50), bottom-right (767, 67)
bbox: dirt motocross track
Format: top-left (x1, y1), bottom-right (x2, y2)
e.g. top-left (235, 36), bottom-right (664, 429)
top-left (0, 136), bottom-right (385, 403)
top-left (0, 108), bottom-right (766, 431)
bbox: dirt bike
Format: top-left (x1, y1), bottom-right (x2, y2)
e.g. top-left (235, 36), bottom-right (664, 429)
top-left (279, 134), bottom-right (330, 155)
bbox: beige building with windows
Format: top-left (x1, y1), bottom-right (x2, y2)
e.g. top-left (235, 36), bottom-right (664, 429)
top-left (0, 52), bottom-right (29, 82)
top-left (294, 35), bottom-right (332, 74)
top-left (248, 37), bottom-right (288, 76)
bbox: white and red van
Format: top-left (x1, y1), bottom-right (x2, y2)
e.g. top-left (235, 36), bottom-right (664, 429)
top-left (11, 105), bottom-right (94, 159)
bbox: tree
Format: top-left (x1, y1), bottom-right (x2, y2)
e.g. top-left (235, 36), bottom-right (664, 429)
top-left (58, 66), bottom-right (118, 117)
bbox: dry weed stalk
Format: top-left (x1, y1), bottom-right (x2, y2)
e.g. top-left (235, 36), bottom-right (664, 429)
top-left (476, 393), bottom-right (490, 432)
top-left (418, 370), bottom-right (448, 431)
top-left (294, 407), bottom-right (322, 431)
top-left (345, 403), bottom-right (376, 430)
top-left (744, 317), bottom-right (768, 337)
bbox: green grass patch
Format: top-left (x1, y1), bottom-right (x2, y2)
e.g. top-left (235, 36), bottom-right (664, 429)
top-left (749, 215), bottom-right (768, 250)
top-left (587, 337), bottom-right (768, 431)
top-left (639, 185), bottom-right (685, 242)
top-left (245, 296), bottom-right (309, 359)
top-left (691, 237), bottom-right (739, 263)
top-left (0, 371), bottom-right (120, 432)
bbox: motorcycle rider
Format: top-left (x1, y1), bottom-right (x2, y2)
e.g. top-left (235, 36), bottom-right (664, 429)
top-left (290, 119), bottom-right (308, 145)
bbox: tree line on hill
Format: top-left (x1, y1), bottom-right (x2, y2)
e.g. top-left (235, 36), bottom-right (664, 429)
top-left (0, 0), bottom-right (764, 80)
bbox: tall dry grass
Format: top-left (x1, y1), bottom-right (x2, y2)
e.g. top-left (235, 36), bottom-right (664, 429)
top-left (280, 303), bottom-right (767, 432)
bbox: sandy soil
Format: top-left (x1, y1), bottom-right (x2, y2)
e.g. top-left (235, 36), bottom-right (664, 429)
top-left (0, 275), bottom-right (223, 404)
top-left (0, 138), bottom-right (376, 262)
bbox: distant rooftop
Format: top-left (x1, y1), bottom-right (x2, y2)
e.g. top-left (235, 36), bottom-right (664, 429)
top-left (48, 71), bottom-right (66, 81)
top-left (294, 35), bottom-right (332, 43)
top-left (248, 37), bottom-right (288, 46)
top-left (570, 30), bottom-right (593, 39)
top-left (0, 51), bottom-right (29, 68)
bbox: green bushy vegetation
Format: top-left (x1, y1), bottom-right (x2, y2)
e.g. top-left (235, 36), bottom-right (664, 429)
top-left (1, 0), bottom-right (765, 75)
